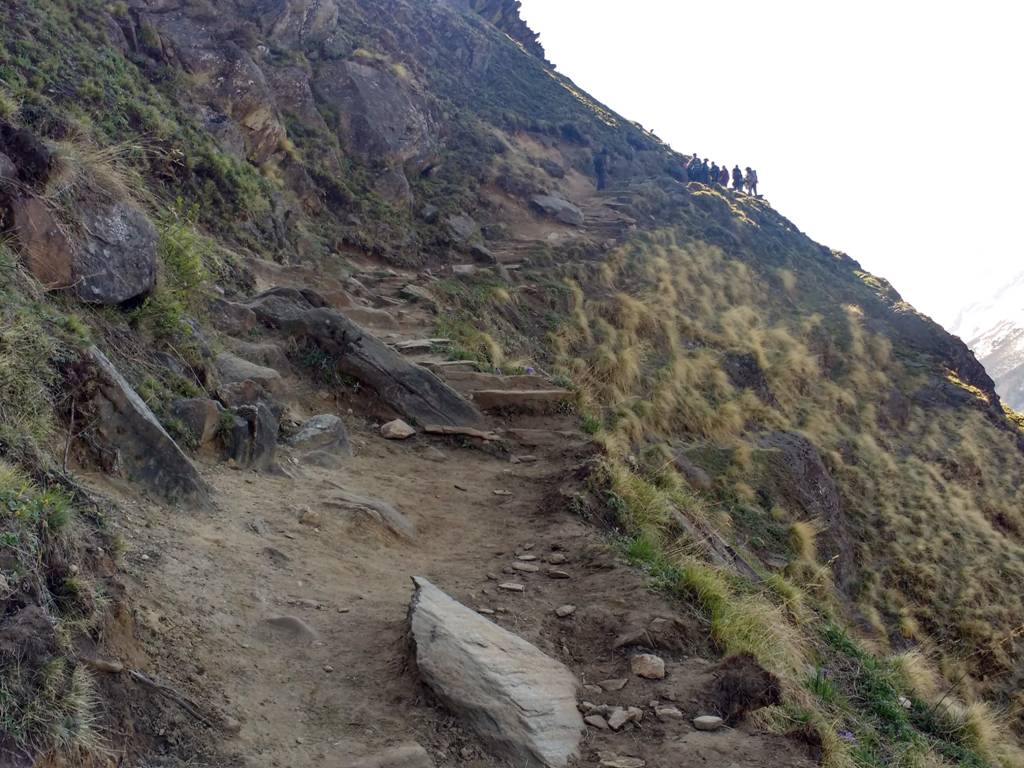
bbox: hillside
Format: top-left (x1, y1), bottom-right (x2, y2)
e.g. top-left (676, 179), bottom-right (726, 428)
top-left (1, 2), bottom-right (1023, 768)
top-left (952, 274), bottom-right (1024, 411)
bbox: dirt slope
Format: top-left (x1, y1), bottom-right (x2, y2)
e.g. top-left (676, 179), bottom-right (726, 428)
top-left (86, 386), bottom-right (814, 767)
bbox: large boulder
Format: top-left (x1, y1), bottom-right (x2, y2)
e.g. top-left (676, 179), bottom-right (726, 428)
top-left (248, 288), bottom-right (482, 427)
top-left (530, 195), bottom-right (584, 226)
top-left (170, 397), bottom-right (224, 448)
top-left (226, 403), bottom-right (278, 471)
top-left (409, 578), bottom-right (582, 767)
top-left (285, 308), bottom-right (484, 428)
top-left (313, 59), bottom-right (436, 166)
top-left (74, 201), bottom-right (158, 305)
top-left (79, 347), bottom-right (208, 504)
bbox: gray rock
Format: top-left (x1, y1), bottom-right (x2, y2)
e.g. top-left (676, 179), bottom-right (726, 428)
top-left (382, 419), bottom-right (416, 440)
top-left (530, 195), bottom-right (584, 226)
top-left (326, 488), bottom-right (415, 540)
top-left (230, 340), bottom-right (291, 375)
top-left (313, 60), bottom-right (436, 164)
top-left (289, 414), bottom-right (351, 456)
top-left (630, 654), bottom-right (666, 680)
top-left (257, 615), bottom-right (318, 644)
top-left (279, 306), bottom-right (483, 428)
top-left (170, 397), bottom-right (224, 447)
top-left (584, 714), bottom-right (609, 730)
top-left (447, 212), bottom-right (479, 243)
top-left (210, 298), bottom-right (258, 337)
top-left (215, 352), bottom-right (283, 393)
top-left (693, 715), bottom-right (724, 732)
top-left (81, 347), bottom-right (208, 504)
top-left (409, 578), bottom-right (583, 767)
top-left (228, 403), bottom-right (278, 471)
top-left (554, 604), bottom-right (576, 618)
top-left (75, 201), bottom-right (158, 304)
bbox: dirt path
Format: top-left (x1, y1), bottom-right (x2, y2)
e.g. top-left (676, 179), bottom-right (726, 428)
top-left (90, 404), bottom-right (816, 768)
top-left (81, 255), bottom-right (816, 767)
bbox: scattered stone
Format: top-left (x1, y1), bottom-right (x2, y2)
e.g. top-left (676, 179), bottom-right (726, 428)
top-left (516, 554), bottom-right (538, 561)
top-left (547, 569), bottom-right (571, 580)
top-left (409, 578), bottom-right (582, 767)
top-left (693, 715), bottom-right (725, 732)
top-left (298, 508), bottom-right (322, 527)
top-left (381, 419), bottom-right (416, 440)
top-left (631, 654), bottom-right (666, 680)
top-left (511, 562), bottom-right (540, 573)
top-left (486, 573), bottom-right (499, 581)
top-left (343, 743), bottom-right (434, 768)
top-left (583, 684), bottom-right (602, 695)
top-left (454, 483), bottom-right (468, 491)
top-left (323, 665), bottom-right (335, 673)
top-left (899, 695), bottom-right (912, 710)
top-left (598, 678), bottom-right (629, 692)
top-left (584, 714), bottom-right (610, 730)
top-left (607, 708), bottom-right (629, 731)
top-left (493, 489), bottom-right (512, 496)
top-left (655, 706), bottom-right (683, 720)
top-left (498, 583), bottom-right (525, 593)
top-left (627, 707), bottom-right (644, 724)
top-left (555, 604), bottom-right (577, 618)
top-left (325, 487), bottom-right (416, 541)
top-left (547, 553), bottom-right (569, 565)
top-left (477, 608), bottom-right (495, 616)
top-left (422, 446), bottom-right (448, 462)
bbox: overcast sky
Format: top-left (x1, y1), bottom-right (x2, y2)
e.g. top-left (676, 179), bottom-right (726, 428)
top-left (518, 0), bottom-right (1023, 329)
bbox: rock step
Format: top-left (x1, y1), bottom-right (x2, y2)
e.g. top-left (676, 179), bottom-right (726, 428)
top-left (471, 389), bottom-right (574, 413)
top-left (438, 370), bottom-right (555, 394)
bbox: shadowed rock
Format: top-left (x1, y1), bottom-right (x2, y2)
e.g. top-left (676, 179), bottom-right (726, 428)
top-left (81, 347), bottom-right (208, 504)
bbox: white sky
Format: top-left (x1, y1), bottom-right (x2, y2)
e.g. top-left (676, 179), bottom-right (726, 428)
top-left (518, 0), bottom-right (1024, 329)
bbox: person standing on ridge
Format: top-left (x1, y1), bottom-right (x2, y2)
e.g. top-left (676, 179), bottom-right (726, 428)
top-left (719, 166), bottom-right (730, 186)
top-left (700, 159), bottom-right (710, 184)
top-left (709, 162), bottom-right (719, 186)
top-left (746, 167), bottom-right (759, 196)
top-left (732, 164), bottom-right (744, 191)
top-left (594, 147), bottom-right (609, 191)
top-left (687, 154), bottom-right (702, 183)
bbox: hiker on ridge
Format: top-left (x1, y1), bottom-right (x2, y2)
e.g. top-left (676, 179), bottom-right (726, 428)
top-left (709, 162), bottom-right (719, 186)
top-left (687, 154), bottom-right (702, 183)
top-left (594, 147), bottom-right (609, 190)
top-left (719, 166), bottom-right (730, 186)
top-left (732, 165), bottom-right (744, 191)
top-left (745, 167), bottom-right (759, 196)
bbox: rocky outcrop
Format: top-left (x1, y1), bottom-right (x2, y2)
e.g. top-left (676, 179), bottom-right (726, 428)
top-left (247, 287), bottom-right (483, 427)
top-left (215, 351), bottom-right (284, 394)
top-left (78, 347), bottom-right (208, 504)
top-left (226, 403), bottom-right (278, 470)
top-left (171, 397), bottom-right (224, 448)
top-left (9, 197), bottom-right (157, 304)
top-left (442, 0), bottom-right (547, 62)
top-left (409, 578), bottom-right (582, 767)
top-left (288, 414), bottom-right (351, 456)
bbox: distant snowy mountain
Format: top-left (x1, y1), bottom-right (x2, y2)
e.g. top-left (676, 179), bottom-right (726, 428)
top-left (951, 273), bottom-right (1024, 410)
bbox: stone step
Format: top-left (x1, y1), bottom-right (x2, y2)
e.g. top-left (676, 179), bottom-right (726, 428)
top-left (471, 389), bottom-right (574, 413)
top-left (439, 370), bottom-right (554, 395)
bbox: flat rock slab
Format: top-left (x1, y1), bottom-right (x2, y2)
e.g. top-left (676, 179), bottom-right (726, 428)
top-left (254, 292), bottom-right (482, 427)
top-left (82, 347), bottom-right (208, 504)
top-left (409, 578), bottom-right (583, 767)
top-left (326, 488), bottom-right (415, 540)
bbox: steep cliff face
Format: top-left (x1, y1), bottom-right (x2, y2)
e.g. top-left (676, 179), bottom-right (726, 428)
top-left (2, 1), bottom-right (1024, 766)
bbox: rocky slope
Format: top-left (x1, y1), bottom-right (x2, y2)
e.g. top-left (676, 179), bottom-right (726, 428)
top-left (951, 273), bottom-right (1024, 411)
top-left (1, 2), bottom-right (1023, 768)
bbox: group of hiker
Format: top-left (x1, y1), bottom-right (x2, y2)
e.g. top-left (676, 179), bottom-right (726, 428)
top-left (686, 156), bottom-right (759, 196)
top-left (592, 147), bottom-right (760, 197)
